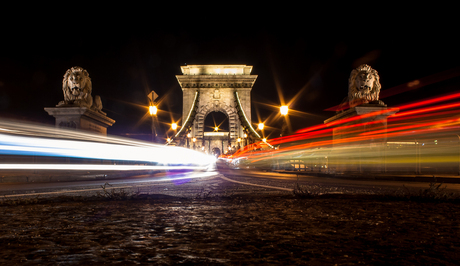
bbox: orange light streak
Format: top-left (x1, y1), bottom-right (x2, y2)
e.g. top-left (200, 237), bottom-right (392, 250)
top-left (235, 91), bottom-right (460, 165)
top-left (396, 91), bottom-right (460, 111)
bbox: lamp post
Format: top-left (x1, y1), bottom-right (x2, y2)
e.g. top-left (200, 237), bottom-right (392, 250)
top-left (186, 133), bottom-right (191, 149)
top-left (165, 123), bottom-right (178, 146)
top-left (148, 90), bottom-right (159, 143)
top-left (257, 123), bottom-right (265, 143)
top-left (280, 105), bottom-right (289, 137)
top-left (149, 105), bottom-right (158, 142)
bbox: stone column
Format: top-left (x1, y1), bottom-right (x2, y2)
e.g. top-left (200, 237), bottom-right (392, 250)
top-left (324, 104), bottom-right (398, 173)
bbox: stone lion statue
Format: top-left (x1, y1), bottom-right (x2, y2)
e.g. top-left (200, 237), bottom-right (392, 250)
top-left (348, 64), bottom-right (384, 108)
top-left (58, 66), bottom-right (103, 112)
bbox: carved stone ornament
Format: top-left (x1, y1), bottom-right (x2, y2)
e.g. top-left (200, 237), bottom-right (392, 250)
top-left (213, 88), bottom-right (221, 99)
top-left (348, 64), bottom-right (384, 108)
top-left (58, 66), bottom-right (103, 112)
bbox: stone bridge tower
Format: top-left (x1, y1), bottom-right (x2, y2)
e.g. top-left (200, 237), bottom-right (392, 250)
top-left (174, 65), bottom-right (260, 155)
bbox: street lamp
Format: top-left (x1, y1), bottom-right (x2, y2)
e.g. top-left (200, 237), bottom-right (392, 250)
top-left (148, 90), bottom-right (159, 143)
top-left (258, 123), bottom-right (264, 130)
top-left (186, 133), bottom-right (191, 148)
top-left (149, 105), bottom-right (158, 116)
top-left (280, 105), bottom-right (289, 116)
top-left (149, 105), bottom-right (158, 142)
top-left (280, 105), bottom-right (289, 137)
top-left (171, 123), bottom-right (178, 130)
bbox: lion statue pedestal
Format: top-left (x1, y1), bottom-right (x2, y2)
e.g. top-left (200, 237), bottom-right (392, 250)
top-left (324, 64), bottom-right (398, 174)
top-left (44, 66), bottom-right (115, 135)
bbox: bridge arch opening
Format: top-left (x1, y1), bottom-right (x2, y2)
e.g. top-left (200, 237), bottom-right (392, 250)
top-left (204, 111), bottom-right (229, 132)
top-left (211, 147), bottom-right (221, 157)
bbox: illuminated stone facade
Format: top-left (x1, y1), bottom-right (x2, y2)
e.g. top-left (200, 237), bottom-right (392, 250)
top-left (176, 65), bottom-right (257, 154)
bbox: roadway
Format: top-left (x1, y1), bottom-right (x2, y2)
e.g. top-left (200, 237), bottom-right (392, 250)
top-left (1, 159), bottom-right (460, 199)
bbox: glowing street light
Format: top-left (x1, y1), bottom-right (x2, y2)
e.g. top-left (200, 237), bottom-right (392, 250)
top-left (171, 123), bottom-right (178, 130)
top-left (149, 105), bottom-right (158, 116)
top-left (149, 105), bottom-right (158, 142)
top-left (148, 90), bottom-right (159, 143)
top-left (258, 123), bottom-right (264, 130)
top-left (214, 126), bottom-right (219, 131)
top-left (280, 105), bottom-right (289, 137)
top-left (280, 105), bottom-right (289, 116)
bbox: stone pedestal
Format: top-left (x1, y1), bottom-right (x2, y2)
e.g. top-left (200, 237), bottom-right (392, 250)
top-left (325, 104), bottom-right (398, 173)
top-left (44, 107), bottom-right (115, 135)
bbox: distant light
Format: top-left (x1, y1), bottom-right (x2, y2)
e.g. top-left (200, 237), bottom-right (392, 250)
top-left (237, 138), bottom-right (241, 142)
top-left (187, 133), bottom-right (191, 138)
top-left (280, 105), bottom-right (289, 116)
top-left (258, 123), bottom-right (264, 130)
top-left (171, 123), bottom-right (178, 130)
top-left (262, 138), bottom-right (267, 143)
top-left (149, 105), bottom-right (158, 116)
top-left (192, 137), bottom-right (196, 142)
top-left (214, 127), bottom-right (219, 131)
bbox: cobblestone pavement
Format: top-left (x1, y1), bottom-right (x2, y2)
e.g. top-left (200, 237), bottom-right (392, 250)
top-left (1, 166), bottom-right (460, 265)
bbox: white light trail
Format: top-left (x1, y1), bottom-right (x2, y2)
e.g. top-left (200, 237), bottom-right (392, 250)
top-left (0, 133), bottom-right (216, 166)
top-left (0, 119), bottom-right (217, 171)
top-left (0, 164), bottom-right (209, 171)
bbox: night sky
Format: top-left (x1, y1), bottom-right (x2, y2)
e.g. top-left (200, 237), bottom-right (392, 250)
top-left (1, 17), bottom-right (459, 141)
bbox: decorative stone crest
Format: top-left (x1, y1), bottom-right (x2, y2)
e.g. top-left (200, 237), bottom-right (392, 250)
top-left (348, 64), bottom-right (385, 108)
top-left (213, 88), bottom-right (221, 99)
top-left (57, 66), bottom-right (103, 112)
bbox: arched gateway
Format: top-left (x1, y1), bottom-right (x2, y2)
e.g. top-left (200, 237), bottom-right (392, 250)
top-left (171, 65), bottom-right (261, 153)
